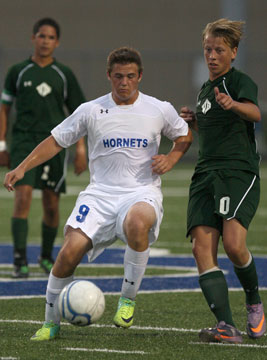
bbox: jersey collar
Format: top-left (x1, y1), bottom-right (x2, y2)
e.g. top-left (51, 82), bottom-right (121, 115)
top-left (109, 91), bottom-right (142, 108)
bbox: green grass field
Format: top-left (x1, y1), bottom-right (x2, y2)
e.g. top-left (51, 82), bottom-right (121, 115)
top-left (0, 162), bottom-right (267, 360)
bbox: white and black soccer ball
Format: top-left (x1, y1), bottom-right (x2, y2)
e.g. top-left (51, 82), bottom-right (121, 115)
top-left (58, 280), bottom-right (105, 326)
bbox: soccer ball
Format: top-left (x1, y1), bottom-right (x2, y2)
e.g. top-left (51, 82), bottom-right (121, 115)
top-left (58, 280), bottom-right (105, 326)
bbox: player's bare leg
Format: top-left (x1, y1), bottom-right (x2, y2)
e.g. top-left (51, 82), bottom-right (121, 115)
top-left (114, 202), bottom-right (156, 328)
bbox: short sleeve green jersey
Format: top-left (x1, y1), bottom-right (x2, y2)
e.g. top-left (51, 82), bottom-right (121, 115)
top-left (195, 67), bottom-right (260, 176)
top-left (1, 58), bottom-right (86, 134)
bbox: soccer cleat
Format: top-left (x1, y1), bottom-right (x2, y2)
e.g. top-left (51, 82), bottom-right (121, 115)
top-left (113, 296), bottom-right (136, 328)
top-left (30, 321), bottom-right (60, 341)
top-left (199, 321), bottom-right (243, 344)
top-left (38, 256), bottom-right (54, 274)
top-left (246, 303), bottom-right (266, 339)
top-left (12, 264), bottom-right (29, 278)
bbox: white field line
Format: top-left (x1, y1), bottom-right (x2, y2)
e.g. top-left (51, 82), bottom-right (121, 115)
top-left (63, 347), bottom-right (148, 355)
top-left (0, 270), bottom-right (200, 282)
top-left (0, 263), bottom-right (196, 269)
top-left (0, 319), bottom-right (200, 333)
top-left (1, 319), bottom-right (267, 344)
top-left (2, 288), bottom-right (267, 300)
top-left (190, 341), bottom-right (267, 348)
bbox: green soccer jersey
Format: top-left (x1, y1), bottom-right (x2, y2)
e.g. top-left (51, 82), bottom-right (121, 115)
top-left (195, 67), bottom-right (260, 176)
top-left (1, 58), bottom-right (85, 134)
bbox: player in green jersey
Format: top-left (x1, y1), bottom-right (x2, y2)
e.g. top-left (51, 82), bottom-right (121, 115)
top-left (0, 18), bottom-right (87, 278)
top-left (180, 19), bottom-right (265, 343)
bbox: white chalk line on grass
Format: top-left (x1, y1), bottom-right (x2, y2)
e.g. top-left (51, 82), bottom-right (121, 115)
top-left (2, 287), bottom-right (267, 300)
top-left (0, 319), bottom-right (198, 333)
top-left (63, 347), bottom-right (148, 355)
top-left (1, 319), bottom-right (266, 351)
top-left (190, 341), bottom-right (267, 349)
top-left (1, 319), bottom-right (267, 338)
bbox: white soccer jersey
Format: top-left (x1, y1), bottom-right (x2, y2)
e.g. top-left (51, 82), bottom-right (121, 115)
top-left (51, 92), bottom-right (188, 190)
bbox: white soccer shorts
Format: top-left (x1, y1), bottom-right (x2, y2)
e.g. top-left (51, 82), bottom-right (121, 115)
top-left (64, 185), bottom-right (163, 262)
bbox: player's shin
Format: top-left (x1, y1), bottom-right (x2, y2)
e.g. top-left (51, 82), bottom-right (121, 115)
top-left (121, 246), bottom-right (150, 299)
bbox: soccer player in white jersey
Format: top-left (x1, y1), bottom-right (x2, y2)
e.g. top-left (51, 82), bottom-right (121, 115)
top-left (4, 46), bottom-right (193, 341)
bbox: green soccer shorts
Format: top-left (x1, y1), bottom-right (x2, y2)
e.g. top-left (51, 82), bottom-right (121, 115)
top-left (187, 169), bottom-right (260, 236)
top-left (10, 131), bottom-right (67, 193)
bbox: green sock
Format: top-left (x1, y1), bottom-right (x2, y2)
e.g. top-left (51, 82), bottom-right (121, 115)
top-left (234, 257), bottom-right (261, 305)
top-left (199, 270), bottom-right (235, 326)
top-left (11, 217), bottom-right (28, 265)
top-left (41, 222), bottom-right (58, 259)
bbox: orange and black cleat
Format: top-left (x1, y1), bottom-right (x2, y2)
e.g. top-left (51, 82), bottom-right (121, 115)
top-left (246, 303), bottom-right (266, 339)
top-left (199, 321), bottom-right (243, 344)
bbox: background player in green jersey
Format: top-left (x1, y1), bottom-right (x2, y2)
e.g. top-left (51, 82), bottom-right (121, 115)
top-left (0, 18), bottom-right (87, 278)
top-left (180, 19), bottom-right (266, 344)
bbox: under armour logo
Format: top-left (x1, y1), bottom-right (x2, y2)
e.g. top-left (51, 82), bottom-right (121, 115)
top-left (24, 81), bottom-right (32, 87)
top-left (125, 279), bottom-right (135, 285)
top-left (46, 300), bottom-right (54, 308)
top-left (144, 198), bottom-right (153, 203)
top-left (100, 109), bottom-right (109, 114)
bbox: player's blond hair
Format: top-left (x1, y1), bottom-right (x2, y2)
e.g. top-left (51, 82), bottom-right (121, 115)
top-left (202, 18), bottom-right (245, 48)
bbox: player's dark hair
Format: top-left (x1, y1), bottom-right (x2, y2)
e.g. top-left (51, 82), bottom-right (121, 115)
top-left (107, 47), bottom-right (143, 75)
top-left (33, 18), bottom-right (60, 39)
top-left (202, 18), bottom-right (245, 49)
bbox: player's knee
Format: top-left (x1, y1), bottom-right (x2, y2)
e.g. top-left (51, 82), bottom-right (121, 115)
top-left (224, 242), bottom-right (246, 262)
top-left (192, 240), bottom-right (207, 260)
top-left (44, 205), bottom-right (59, 219)
top-left (125, 217), bottom-right (151, 239)
top-left (14, 194), bottom-right (31, 216)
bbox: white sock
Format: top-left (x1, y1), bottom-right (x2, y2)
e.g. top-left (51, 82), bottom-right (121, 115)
top-left (121, 246), bottom-right (150, 300)
top-left (45, 271), bottom-right (73, 325)
top-left (233, 251), bottom-right (252, 269)
top-left (200, 266), bottom-right (221, 276)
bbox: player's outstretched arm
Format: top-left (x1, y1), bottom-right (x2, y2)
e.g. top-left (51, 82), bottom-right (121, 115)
top-left (4, 135), bottom-right (63, 191)
top-left (180, 106), bottom-right (198, 132)
top-left (151, 128), bottom-right (193, 175)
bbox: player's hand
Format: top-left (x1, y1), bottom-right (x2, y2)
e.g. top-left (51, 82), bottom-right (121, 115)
top-left (74, 151), bottom-right (87, 175)
top-left (151, 154), bottom-right (174, 175)
top-left (0, 151), bottom-right (10, 168)
top-left (3, 167), bottom-right (25, 192)
top-left (214, 87), bottom-right (234, 110)
top-left (180, 106), bottom-right (196, 123)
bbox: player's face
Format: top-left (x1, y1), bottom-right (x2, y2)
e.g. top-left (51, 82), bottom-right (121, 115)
top-left (107, 63), bottom-right (142, 105)
top-left (32, 25), bottom-right (59, 59)
top-left (203, 35), bottom-right (237, 81)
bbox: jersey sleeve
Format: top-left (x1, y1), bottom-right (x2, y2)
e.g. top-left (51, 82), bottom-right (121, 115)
top-left (161, 102), bottom-right (189, 141)
top-left (51, 103), bottom-right (89, 147)
top-left (64, 67), bottom-right (86, 114)
top-left (235, 73), bottom-right (258, 106)
top-left (1, 65), bottom-right (18, 105)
